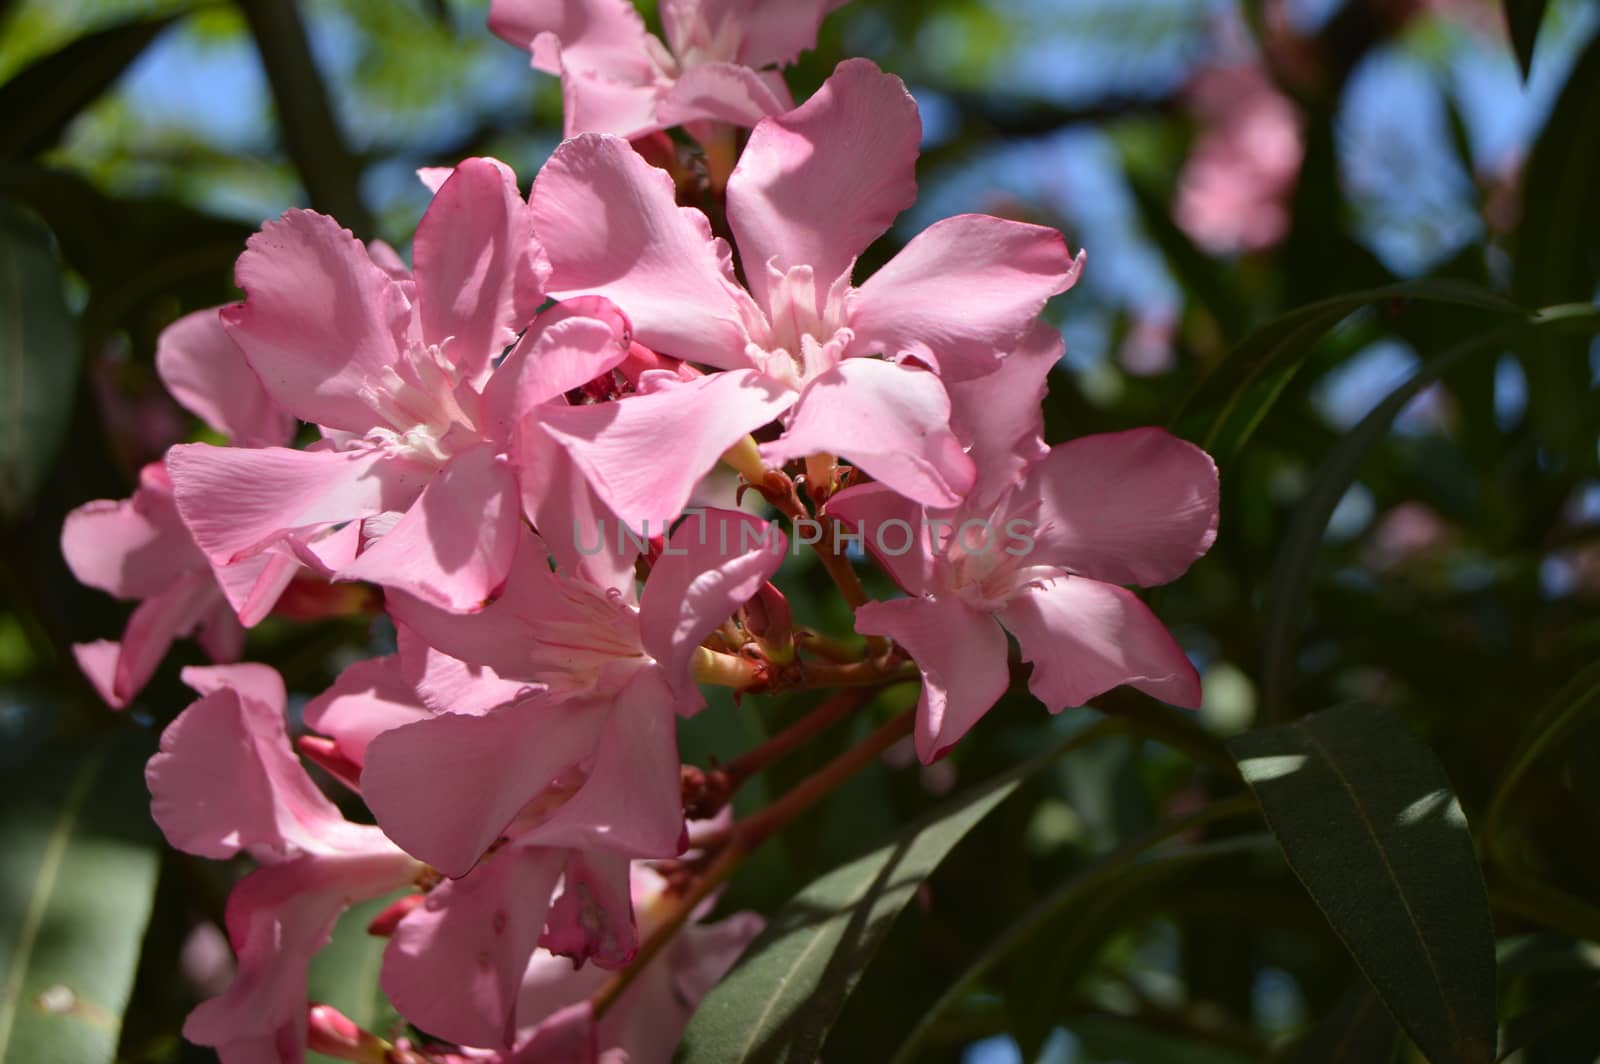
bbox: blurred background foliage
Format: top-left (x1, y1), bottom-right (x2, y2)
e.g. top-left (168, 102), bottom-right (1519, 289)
top-left (2, 0), bottom-right (1599, 1062)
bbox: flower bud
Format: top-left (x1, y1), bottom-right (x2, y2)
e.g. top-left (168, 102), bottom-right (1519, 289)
top-left (306, 1004), bottom-right (388, 1063)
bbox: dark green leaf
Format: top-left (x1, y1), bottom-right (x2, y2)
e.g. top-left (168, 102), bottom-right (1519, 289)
top-left (1229, 705), bottom-right (1496, 1064)
top-left (1502, 0), bottom-right (1550, 80)
top-left (1496, 977), bottom-right (1600, 1062)
top-left (680, 729), bottom-right (1102, 1064)
top-left (0, 14), bottom-right (183, 162)
top-left (0, 732), bottom-right (161, 1064)
top-left (890, 805), bottom-right (1267, 1064)
top-left (1510, 30), bottom-right (1600, 456)
top-left (0, 203), bottom-right (80, 519)
top-left (1292, 984), bottom-right (1400, 1064)
top-left (1071, 1013), bottom-right (1259, 1064)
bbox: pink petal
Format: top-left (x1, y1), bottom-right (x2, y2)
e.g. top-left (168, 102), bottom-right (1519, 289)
top-left (61, 466), bottom-right (204, 599)
top-left (947, 321), bottom-right (1061, 508)
top-left (414, 157), bottom-right (544, 382)
top-left (490, 0), bottom-right (652, 79)
top-left (851, 214), bottom-right (1084, 381)
top-left (560, 65), bottom-right (665, 139)
top-left (1022, 427), bottom-right (1219, 587)
top-left (855, 596), bottom-right (1010, 762)
top-left (185, 850), bottom-right (416, 1063)
top-left (541, 849), bottom-right (636, 967)
top-left (222, 210), bottom-right (410, 433)
top-left (156, 306), bottom-right (295, 447)
top-left (531, 134), bottom-right (753, 367)
top-left (525, 672), bottom-right (684, 857)
top-left (824, 482), bottom-right (935, 596)
top-left (211, 549), bottom-right (300, 627)
top-left (146, 668), bottom-right (368, 861)
top-left (727, 58), bottom-right (919, 312)
top-left (167, 443), bottom-right (431, 566)
top-left (999, 574), bottom-right (1201, 711)
top-left (480, 300), bottom-right (632, 440)
top-left (73, 641), bottom-right (124, 709)
top-left (110, 571), bottom-right (220, 705)
top-left (639, 509), bottom-right (785, 703)
top-left (362, 695), bottom-right (609, 878)
top-left (397, 624), bottom-right (529, 716)
top-left (761, 359), bottom-right (974, 508)
top-left (181, 661), bottom-right (287, 708)
top-left (507, 1001), bottom-right (598, 1064)
top-left (195, 597), bottom-right (247, 663)
top-left (519, 429), bottom-right (639, 590)
top-left (339, 444), bottom-right (520, 611)
top-left (536, 367), bottom-right (794, 531)
top-left (302, 654), bottom-right (432, 768)
top-left (726, 0), bottom-right (837, 66)
top-left (383, 844), bottom-right (566, 1049)
top-left (655, 61), bottom-right (790, 130)
top-left (385, 528), bottom-right (558, 678)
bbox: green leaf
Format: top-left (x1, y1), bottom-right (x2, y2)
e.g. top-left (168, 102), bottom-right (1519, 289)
top-left (679, 728), bottom-right (1101, 1064)
top-left (1510, 30), bottom-right (1600, 456)
top-left (889, 807), bottom-right (1267, 1064)
top-left (1502, 0), bottom-right (1549, 80)
top-left (1168, 280), bottom-right (1520, 466)
top-left (1071, 1013), bottom-right (1259, 1064)
top-left (0, 732), bottom-right (161, 1064)
top-left (0, 13), bottom-right (183, 162)
top-left (1259, 305), bottom-right (1600, 718)
top-left (1292, 984), bottom-right (1400, 1064)
top-left (0, 202), bottom-right (80, 519)
top-left (1229, 705), bottom-right (1497, 1064)
top-left (306, 891), bottom-right (406, 1059)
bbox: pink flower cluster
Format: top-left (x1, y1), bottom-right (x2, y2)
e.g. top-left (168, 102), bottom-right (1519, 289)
top-left (62, 2), bottom-right (1220, 1060)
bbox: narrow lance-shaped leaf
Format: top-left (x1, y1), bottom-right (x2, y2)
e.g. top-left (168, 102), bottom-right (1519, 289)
top-left (1229, 704), bottom-right (1496, 1064)
top-left (1293, 983), bottom-right (1401, 1064)
top-left (0, 732), bottom-right (161, 1064)
top-left (1502, 0), bottom-right (1550, 80)
top-left (680, 727), bottom-right (1099, 1064)
top-left (0, 13), bottom-right (183, 162)
top-left (0, 203), bottom-right (80, 518)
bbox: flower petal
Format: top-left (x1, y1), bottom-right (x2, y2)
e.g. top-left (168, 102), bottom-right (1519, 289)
top-left (851, 214), bottom-right (1083, 380)
top-left (156, 306), bottom-right (296, 447)
top-left (999, 574), bottom-right (1201, 711)
top-left (854, 596), bottom-right (1010, 762)
top-left (948, 320), bottom-right (1061, 508)
top-left (655, 61), bottom-right (790, 130)
top-left (146, 666), bottom-right (365, 860)
top-left (302, 654), bottom-right (432, 769)
top-left (639, 509), bottom-right (785, 702)
top-left (382, 844), bottom-right (565, 1049)
top-left (531, 134), bottom-right (752, 367)
top-left (397, 624), bottom-right (529, 716)
top-left (727, 58), bottom-right (919, 312)
top-left (824, 482), bottom-right (935, 596)
top-left (362, 694), bottom-right (609, 877)
top-left (61, 464), bottom-right (203, 599)
top-left (490, 0), bottom-right (651, 79)
top-left (222, 210), bottom-right (410, 432)
top-left (414, 157), bottom-right (544, 382)
top-left (536, 367), bottom-right (794, 531)
top-left (167, 444), bottom-right (431, 566)
top-left (542, 848), bottom-right (636, 967)
top-left (109, 571), bottom-right (220, 706)
top-left (339, 444), bottom-right (520, 611)
top-left (211, 548), bottom-right (300, 627)
top-left (761, 359), bottom-right (974, 508)
top-left (1022, 428), bottom-right (1219, 587)
top-left (185, 850), bottom-right (416, 1063)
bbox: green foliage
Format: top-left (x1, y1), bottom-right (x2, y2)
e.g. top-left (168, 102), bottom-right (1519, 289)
top-left (0, 202), bottom-right (80, 518)
top-left (1231, 705), bottom-right (1496, 1064)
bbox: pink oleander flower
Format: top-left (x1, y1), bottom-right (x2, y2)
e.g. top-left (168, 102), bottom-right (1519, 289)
top-left (165, 158), bottom-right (638, 613)
top-left (525, 58), bottom-right (1083, 526)
top-left (829, 333), bottom-right (1220, 761)
top-left (339, 510), bottom-right (782, 1042)
top-left (62, 309), bottom-right (299, 707)
top-left (1174, 60), bottom-right (1303, 255)
top-left (145, 664), bottom-right (422, 1063)
top-left (490, 0), bottom-right (847, 140)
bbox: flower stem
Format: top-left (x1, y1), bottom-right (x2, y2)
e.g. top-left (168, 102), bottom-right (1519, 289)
top-left (724, 689), bottom-right (877, 790)
top-left (591, 707), bottom-right (916, 1020)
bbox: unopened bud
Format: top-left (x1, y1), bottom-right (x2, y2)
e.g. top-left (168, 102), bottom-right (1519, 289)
top-left (681, 763), bottom-right (732, 820)
top-left (690, 646), bottom-right (765, 689)
top-left (741, 581), bottom-right (794, 666)
top-left (721, 435), bottom-right (768, 485)
top-left (805, 452), bottom-right (840, 504)
top-left (307, 1004), bottom-right (388, 1063)
top-left (296, 735), bottom-right (361, 791)
top-left (366, 892), bottom-right (427, 937)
